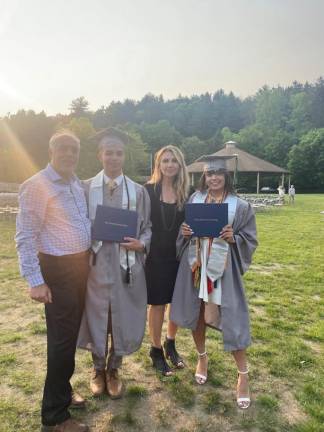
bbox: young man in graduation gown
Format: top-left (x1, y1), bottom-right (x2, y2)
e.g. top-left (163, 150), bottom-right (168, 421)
top-left (78, 128), bottom-right (151, 399)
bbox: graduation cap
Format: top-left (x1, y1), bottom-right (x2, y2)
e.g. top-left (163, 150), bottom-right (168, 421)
top-left (90, 127), bottom-right (131, 146)
top-left (196, 154), bottom-right (237, 172)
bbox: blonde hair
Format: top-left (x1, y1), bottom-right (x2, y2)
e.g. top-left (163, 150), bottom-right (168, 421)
top-left (148, 145), bottom-right (189, 209)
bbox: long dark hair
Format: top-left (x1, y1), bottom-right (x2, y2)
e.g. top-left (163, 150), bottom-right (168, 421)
top-left (198, 169), bottom-right (236, 196)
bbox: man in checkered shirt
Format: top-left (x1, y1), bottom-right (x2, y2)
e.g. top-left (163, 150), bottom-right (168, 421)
top-left (16, 130), bottom-right (91, 432)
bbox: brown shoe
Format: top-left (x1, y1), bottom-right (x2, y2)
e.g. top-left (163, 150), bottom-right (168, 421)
top-left (70, 391), bottom-right (86, 409)
top-left (41, 418), bottom-right (89, 432)
top-left (90, 368), bottom-right (106, 397)
top-left (106, 369), bottom-right (123, 399)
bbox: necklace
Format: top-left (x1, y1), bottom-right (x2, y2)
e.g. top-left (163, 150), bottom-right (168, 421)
top-left (160, 189), bottom-right (178, 232)
top-left (207, 190), bottom-right (226, 203)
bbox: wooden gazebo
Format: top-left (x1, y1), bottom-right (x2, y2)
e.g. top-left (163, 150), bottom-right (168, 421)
top-left (187, 141), bottom-right (290, 193)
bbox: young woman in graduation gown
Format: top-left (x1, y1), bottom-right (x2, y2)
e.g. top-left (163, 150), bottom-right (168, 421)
top-left (145, 145), bottom-right (190, 376)
top-left (170, 157), bottom-right (258, 409)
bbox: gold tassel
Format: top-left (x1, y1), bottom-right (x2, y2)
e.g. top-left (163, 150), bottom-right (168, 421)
top-left (192, 265), bottom-right (200, 289)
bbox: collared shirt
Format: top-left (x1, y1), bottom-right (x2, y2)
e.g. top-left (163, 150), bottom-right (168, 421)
top-left (16, 164), bottom-right (91, 288)
top-left (103, 173), bottom-right (124, 186)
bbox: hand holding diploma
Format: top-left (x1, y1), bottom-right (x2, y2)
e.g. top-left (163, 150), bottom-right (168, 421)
top-left (219, 224), bottom-right (235, 244)
top-left (182, 223), bottom-right (193, 238)
top-left (182, 222), bottom-right (234, 243)
top-left (120, 237), bottom-right (145, 252)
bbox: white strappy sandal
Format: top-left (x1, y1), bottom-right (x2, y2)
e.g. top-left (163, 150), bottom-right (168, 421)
top-left (195, 351), bottom-right (208, 385)
top-left (237, 369), bottom-right (251, 409)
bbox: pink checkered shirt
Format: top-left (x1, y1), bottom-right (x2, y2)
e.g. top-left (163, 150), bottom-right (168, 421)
top-left (16, 164), bottom-right (91, 288)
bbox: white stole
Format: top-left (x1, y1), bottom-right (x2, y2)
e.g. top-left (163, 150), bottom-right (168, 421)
top-left (188, 192), bottom-right (238, 304)
top-left (88, 170), bottom-right (137, 272)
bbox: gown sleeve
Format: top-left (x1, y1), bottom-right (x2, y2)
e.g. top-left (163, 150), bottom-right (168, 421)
top-left (175, 191), bottom-right (197, 260)
top-left (138, 186), bottom-right (152, 254)
top-left (233, 202), bottom-right (258, 275)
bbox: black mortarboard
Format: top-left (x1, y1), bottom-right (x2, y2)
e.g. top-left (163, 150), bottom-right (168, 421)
top-left (196, 155), bottom-right (236, 172)
top-left (91, 127), bottom-right (130, 145)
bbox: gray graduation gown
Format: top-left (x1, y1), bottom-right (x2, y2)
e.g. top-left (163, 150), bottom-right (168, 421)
top-left (170, 196), bottom-right (258, 352)
top-left (77, 179), bottom-right (151, 357)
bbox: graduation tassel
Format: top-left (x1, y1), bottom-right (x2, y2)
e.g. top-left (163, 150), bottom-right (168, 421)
top-left (193, 266), bottom-right (201, 289)
top-left (125, 251), bottom-right (132, 285)
top-left (126, 266), bottom-right (131, 284)
top-left (92, 252), bottom-right (97, 266)
top-left (193, 238), bottom-right (201, 289)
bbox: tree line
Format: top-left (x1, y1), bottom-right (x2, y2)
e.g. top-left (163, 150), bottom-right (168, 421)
top-left (1, 78), bottom-right (324, 191)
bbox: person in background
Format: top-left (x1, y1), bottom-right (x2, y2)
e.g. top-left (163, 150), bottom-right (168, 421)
top-left (289, 185), bottom-right (296, 204)
top-left (78, 128), bottom-right (151, 399)
top-left (16, 130), bottom-right (91, 432)
top-left (278, 185), bottom-right (285, 204)
top-left (145, 145), bottom-right (190, 376)
top-left (171, 156), bottom-right (258, 409)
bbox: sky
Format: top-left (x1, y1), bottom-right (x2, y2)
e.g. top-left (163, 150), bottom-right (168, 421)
top-left (1, 0), bottom-right (324, 116)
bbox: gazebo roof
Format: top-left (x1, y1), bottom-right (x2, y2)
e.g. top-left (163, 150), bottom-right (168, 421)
top-left (187, 141), bottom-right (289, 174)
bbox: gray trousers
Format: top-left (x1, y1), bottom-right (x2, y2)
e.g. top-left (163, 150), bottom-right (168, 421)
top-left (92, 350), bottom-right (122, 371)
top-left (92, 308), bottom-right (122, 371)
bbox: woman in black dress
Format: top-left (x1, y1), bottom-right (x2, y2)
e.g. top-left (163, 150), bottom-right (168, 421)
top-left (145, 145), bottom-right (190, 376)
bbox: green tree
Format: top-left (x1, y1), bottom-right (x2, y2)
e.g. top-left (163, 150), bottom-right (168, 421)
top-left (66, 117), bottom-right (95, 141)
top-left (136, 94), bottom-right (165, 124)
top-left (220, 124), bottom-right (268, 161)
top-left (123, 128), bottom-right (150, 182)
top-left (255, 86), bottom-right (290, 133)
top-left (263, 130), bottom-right (296, 167)
top-left (288, 92), bottom-right (312, 137)
top-left (310, 77), bottom-right (324, 128)
top-left (211, 90), bottom-right (244, 134)
top-left (139, 120), bottom-right (182, 154)
top-left (0, 111), bottom-right (57, 182)
top-left (4, 77), bottom-right (324, 185)
top-left (180, 136), bottom-right (210, 164)
top-left (69, 96), bottom-right (90, 117)
top-left (93, 105), bottom-right (110, 129)
top-left (64, 117), bottom-right (97, 179)
top-left (221, 127), bottom-right (236, 143)
top-left (105, 100), bottom-right (137, 126)
top-left (288, 129), bottom-right (324, 191)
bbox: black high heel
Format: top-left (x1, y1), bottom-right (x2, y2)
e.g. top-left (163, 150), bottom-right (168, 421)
top-left (149, 346), bottom-right (173, 376)
top-left (163, 338), bottom-right (185, 369)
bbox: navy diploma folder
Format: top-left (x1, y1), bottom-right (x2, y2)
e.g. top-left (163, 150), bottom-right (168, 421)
top-left (185, 203), bottom-right (228, 238)
top-left (92, 205), bottom-right (138, 242)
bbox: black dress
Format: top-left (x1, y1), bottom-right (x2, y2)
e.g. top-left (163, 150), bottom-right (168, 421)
top-left (145, 183), bottom-right (185, 305)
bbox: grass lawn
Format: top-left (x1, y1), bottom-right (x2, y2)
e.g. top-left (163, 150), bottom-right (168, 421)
top-left (0, 195), bottom-right (323, 432)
